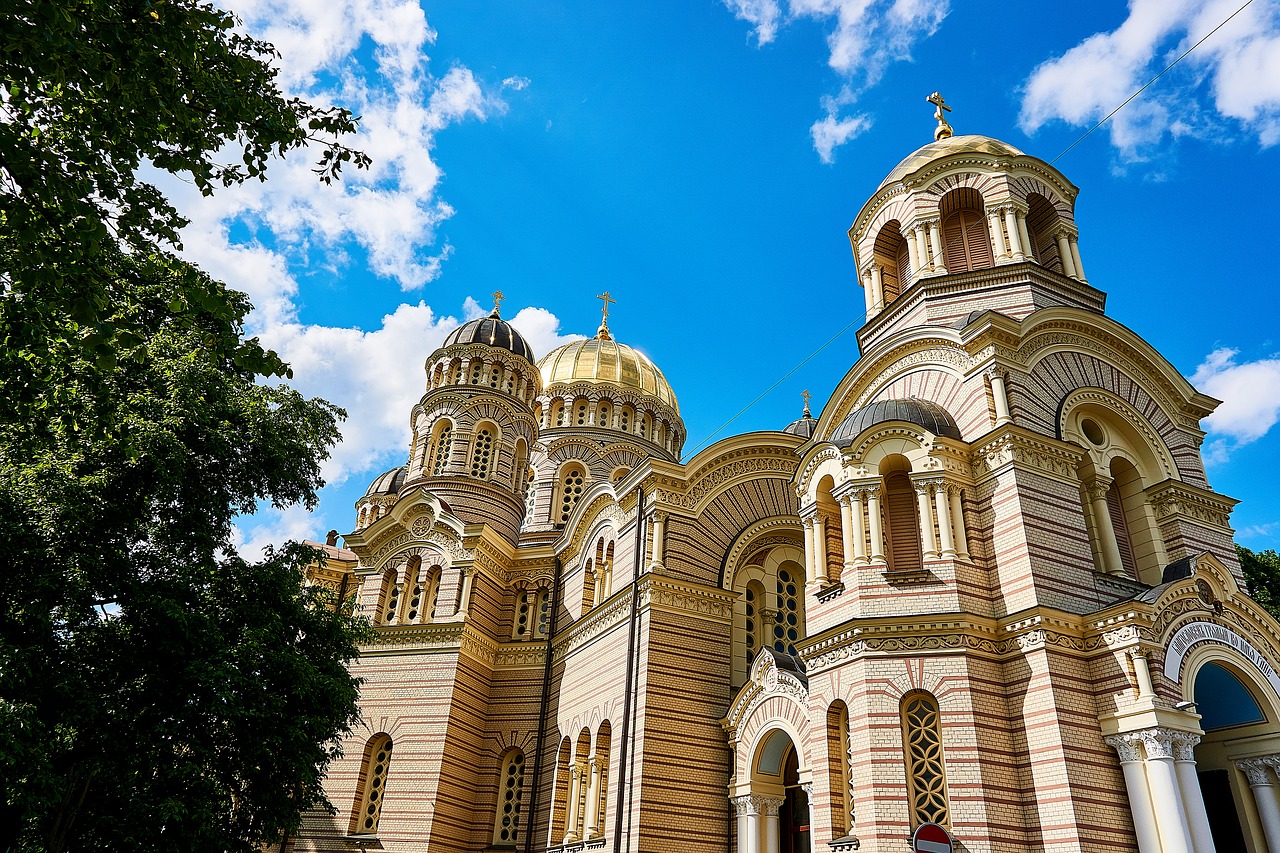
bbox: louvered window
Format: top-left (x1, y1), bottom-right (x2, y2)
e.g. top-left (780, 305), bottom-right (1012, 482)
top-left (1106, 480), bottom-right (1139, 580)
top-left (942, 210), bottom-right (994, 272)
top-left (773, 567), bottom-right (800, 655)
top-left (884, 473), bottom-right (923, 573)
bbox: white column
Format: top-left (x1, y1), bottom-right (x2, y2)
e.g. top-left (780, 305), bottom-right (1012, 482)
top-left (905, 227), bottom-right (921, 277)
top-left (1086, 479), bottom-right (1125, 576)
top-left (1016, 210), bottom-right (1033, 263)
top-left (862, 269), bottom-right (877, 314)
top-left (866, 488), bottom-right (885, 565)
top-left (928, 220), bottom-right (947, 274)
top-left (584, 757), bottom-right (601, 838)
top-left (649, 512), bottom-right (666, 571)
top-left (934, 485), bottom-right (955, 557)
top-left (732, 796), bottom-right (754, 853)
top-left (1238, 758), bottom-right (1280, 853)
top-left (1105, 734), bottom-right (1163, 853)
top-left (1056, 230), bottom-right (1079, 279)
top-left (1141, 730), bottom-right (1194, 853)
top-left (802, 517), bottom-right (817, 584)
top-left (916, 484), bottom-right (939, 559)
top-left (1130, 649), bottom-right (1156, 700)
top-left (852, 490), bottom-right (868, 566)
top-left (989, 371), bottom-right (1012, 426)
top-left (457, 569), bottom-right (474, 616)
top-left (948, 487), bottom-right (969, 559)
top-left (745, 797), bottom-right (763, 853)
top-left (914, 226), bottom-right (931, 273)
top-left (840, 495), bottom-right (855, 573)
top-left (802, 782), bottom-right (817, 848)
top-left (1172, 734), bottom-right (1216, 853)
top-left (1004, 207), bottom-right (1025, 260)
top-left (814, 514), bottom-right (829, 585)
top-left (987, 210), bottom-right (1008, 260)
top-left (564, 763), bottom-right (583, 843)
top-left (762, 796), bottom-right (784, 853)
top-left (870, 263), bottom-right (884, 308)
top-left (1070, 236), bottom-right (1087, 281)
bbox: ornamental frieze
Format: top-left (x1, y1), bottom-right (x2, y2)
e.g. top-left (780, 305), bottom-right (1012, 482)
top-left (642, 578), bottom-right (735, 621)
top-left (969, 430), bottom-right (1084, 482)
top-left (1147, 481), bottom-right (1236, 531)
top-left (659, 455), bottom-right (799, 512)
top-left (553, 592), bottom-right (634, 663)
top-left (362, 621), bottom-right (467, 654)
top-left (367, 527), bottom-right (468, 572)
top-left (494, 642), bottom-right (547, 669)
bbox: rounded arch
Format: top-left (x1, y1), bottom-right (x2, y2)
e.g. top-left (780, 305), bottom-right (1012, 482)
top-left (468, 419), bottom-right (500, 480)
top-left (938, 186), bottom-right (994, 273)
top-left (425, 417), bottom-right (456, 477)
top-left (872, 219), bottom-right (910, 304)
top-left (1025, 192), bottom-right (1064, 271)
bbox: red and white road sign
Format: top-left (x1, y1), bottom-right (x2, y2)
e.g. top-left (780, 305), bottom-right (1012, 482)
top-left (912, 822), bottom-right (953, 853)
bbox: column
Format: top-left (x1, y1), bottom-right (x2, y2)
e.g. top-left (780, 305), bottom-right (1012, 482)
top-left (862, 269), bottom-right (877, 315)
top-left (760, 796), bottom-right (784, 853)
top-left (934, 484), bottom-right (955, 557)
top-left (869, 263), bottom-right (883, 310)
top-left (584, 757), bottom-right (601, 838)
top-left (1140, 729), bottom-right (1194, 853)
top-left (456, 569), bottom-right (474, 616)
top-left (989, 370), bottom-right (1012, 426)
top-left (522, 588), bottom-right (538, 638)
top-left (1130, 649), bottom-right (1156, 700)
top-left (987, 209), bottom-right (1008, 260)
top-left (732, 796), bottom-right (755, 853)
top-left (840, 495), bottom-right (855, 573)
top-left (914, 226), bottom-right (930, 274)
top-left (801, 781), bottom-right (817, 847)
top-left (1004, 207), bottom-right (1025, 260)
top-left (928, 220), bottom-right (947, 274)
top-left (564, 763), bottom-right (583, 843)
top-left (915, 483), bottom-right (939, 559)
top-left (1238, 758), bottom-right (1280, 853)
top-left (814, 514), bottom-right (830, 585)
top-left (866, 487), bottom-right (885, 565)
top-left (1086, 479), bottom-right (1125, 575)
top-left (649, 512), bottom-right (666, 571)
top-left (905, 227), bottom-right (920, 276)
top-left (1070, 236), bottom-right (1087, 281)
top-left (1016, 210), bottom-right (1033, 263)
top-left (1105, 734), bottom-right (1162, 853)
top-left (1172, 733), bottom-right (1216, 853)
top-left (1056, 230), bottom-right (1079, 279)
top-left (852, 490), bottom-right (868, 566)
top-left (803, 517), bottom-right (817, 584)
top-left (745, 796), bottom-right (764, 853)
top-left (948, 486), bottom-right (969, 559)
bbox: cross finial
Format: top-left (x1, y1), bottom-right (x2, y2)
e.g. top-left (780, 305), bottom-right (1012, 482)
top-left (927, 91), bottom-right (953, 141)
top-left (491, 290), bottom-right (504, 317)
top-left (802, 389), bottom-right (812, 419)
top-left (596, 291), bottom-right (616, 340)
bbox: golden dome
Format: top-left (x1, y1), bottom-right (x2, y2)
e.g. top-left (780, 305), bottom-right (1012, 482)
top-left (538, 328), bottom-right (679, 412)
top-left (877, 134), bottom-right (1025, 191)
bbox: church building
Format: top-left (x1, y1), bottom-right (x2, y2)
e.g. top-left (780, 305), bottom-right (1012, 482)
top-left (294, 103), bottom-right (1280, 853)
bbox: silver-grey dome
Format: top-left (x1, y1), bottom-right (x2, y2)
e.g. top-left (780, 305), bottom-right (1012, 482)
top-left (830, 397), bottom-right (961, 446)
top-left (363, 465), bottom-right (407, 497)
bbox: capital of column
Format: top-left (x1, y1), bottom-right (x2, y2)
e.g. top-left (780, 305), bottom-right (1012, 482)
top-left (1138, 727), bottom-right (1177, 760)
top-left (854, 483), bottom-right (881, 500)
top-left (1084, 477), bottom-right (1114, 502)
top-left (750, 794), bottom-right (786, 816)
top-left (912, 476), bottom-right (946, 494)
top-left (651, 510), bottom-right (669, 525)
top-left (800, 781), bottom-right (813, 797)
top-left (1053, 223), bottom-right (1080, 240)
top-left (1105, 733), bottom-right (1144, 764)
top-left (1171, 731), bottom-right (1201, 762)
top-left (1237, 757), bottom-right (1279, 787)
top-left (730, 794), bottom-right (757, 816)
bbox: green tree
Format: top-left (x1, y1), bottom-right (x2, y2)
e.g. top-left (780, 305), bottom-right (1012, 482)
top-left (1240, 545), bottom-right (1280, 623)
top-left (1, 2), bottom-right (371, 850)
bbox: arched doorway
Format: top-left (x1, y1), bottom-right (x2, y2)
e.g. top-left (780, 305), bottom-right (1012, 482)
top-left (780, 742), bottom-right (812, 853)
top-left (743, 728), bottom-right (812, 853)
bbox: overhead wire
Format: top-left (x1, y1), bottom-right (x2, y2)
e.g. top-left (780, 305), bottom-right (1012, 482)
top-left (686, 0), bottom-right (1253, 455)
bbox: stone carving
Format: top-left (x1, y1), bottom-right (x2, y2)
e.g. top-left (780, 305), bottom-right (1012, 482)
top-left (1104, 733), bottom-right (1143, 764)
top-left (1138, 728), bottom-right (1175, 760)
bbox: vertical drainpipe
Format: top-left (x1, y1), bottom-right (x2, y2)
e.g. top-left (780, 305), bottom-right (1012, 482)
top-left (525, 556), bottom-right (563, 853)
top-left (613, 488), bottom-right (645, 852)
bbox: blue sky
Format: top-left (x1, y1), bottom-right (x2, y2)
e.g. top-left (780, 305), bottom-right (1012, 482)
top-left (169, 0), bottom-right (1280, 554)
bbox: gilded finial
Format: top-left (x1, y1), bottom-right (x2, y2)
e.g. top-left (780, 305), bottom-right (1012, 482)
top-left (802, 389), bottom-right (812, 419)
top-left (596, 291), bottom-right (615, 341)
top-left (927, 92), bottom-right (953, 141)
top-left (491, 290), bottom-right (505, 317)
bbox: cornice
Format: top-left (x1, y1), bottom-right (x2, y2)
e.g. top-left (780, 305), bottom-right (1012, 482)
top-left (969, 425), bottom-right (1086, 484)
top-left (1147, 480), bottom-right (1238, 532)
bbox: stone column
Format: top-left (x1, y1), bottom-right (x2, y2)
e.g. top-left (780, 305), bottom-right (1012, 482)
top-left (1056, 230), bottom-right (1079, 279)
top-left (584, 757), bottom-right (601, 839)
top-left (814, 514), bottom-right (829, 585)
top-left (840, 495), bottom-right (855, 574)
top-left (732, 795), bottom-right (755, 853)
top-left (1171, 733), bottom-right (1216, 853)
top-left (948, 486), bottom-right (969, 559)
top-left (905, 227), bottom-right (921, 276)
top-left (1002, 207), bottom-right (1024, 260)
top-left (1016, 210), bottom-right (1034, 263)
top-left (928, 220), bottom-right (947, 274)
top-left (851, 490), bottom-right (868, 566)
top-left (1085, 478), bottom-right (1125, 575)
top-left (934, 484), bottom-right (955, 557)
top-left (1105, 734), bottom-right (1163, 853)
top-left (564, 763), bottom-right (584, 843)
top-left (649, 512), bottom-right (666, 571)
top-left (802, 781), bottom-right (817, 847)
top-left (988, 370), bottom-right (1012, 426)
top-left (1070, 236), bottom-right (1087, 281)
top-left (866, 487), bottom-right (885, 565)
top-left (1238, 758), bottom-right (1280, 853)
top-left (760, 796), bottom-right (784, 853)
top-left (1141, 729), bottom-right (1194, 853)
top-left (914, 226), bottom-right (931, 274)
top-left (456, 568), bottom-right (474, 616)
top-left (1130, 649), bottom-right (1156, 700)
top-left (915, 483), bottom-right (939, 559)
top-left (862, 269), bottom-right (877, 315)
top-left (802, 516), bottom-right (817, 584)
top-left (987, 210), bottom-right (1008, 260)
top-left (869, 263), bottom-right (884, 309)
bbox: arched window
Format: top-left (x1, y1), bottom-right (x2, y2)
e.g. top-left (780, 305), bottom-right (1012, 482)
top-left (379, 569), bottom-right (401, 626)
top-left (399, 556), bottom-right (423, 623)
top-left (772, 563), bottom-right (801, 656)
top-left (535, 588), bottom-right (551, 637)
top-left (502, 368), bottom-right (515, 394)
top-left (428, 420), bottom-right (453, 476)
top-left (638, 413), bottom-right (650, 440)
top-left (816, 475), bottom-right (844, 580)
top-left (470, 423), bottom-right (497, 480)
top-left (902, 692), bottom-right (949, 828)
top-left (488, 363), bottom-right (502, 389)
top-left (874, 220), bottom-right (910, 304)
top-left (558, 464), bottom-right (586, 524)
top-left (448, 359), bottom-right (463, 384)
top-left (591, 722), bottom-right (612, 840)
top-left (492, 749), bottom-right (527, 846)
top-left (350, 734), bottom-right (393, 835)
top-left (883, 469), bottom-right (923, 574)
top-left (610, 467), bottom-right (630, 484)
top-left (744, 579), bottom-right (765, 674)
top-left (513, 587), bottom-right (534, 638)
top-left (1025, 193), bottom-right (1062, 271)
top-left (551, 399), bottom-right (566, 428)
top-left (582, 559), bottom-right (597, 614)
top-left (551, 738), bottom-right (572, 846)
top-left (827, 701), bottom-right (852, 838)
top-left (619, 406), bottom-right (632, 434)
top-left (469, 359), bottom-right (484, 385)
top-left (940, 187), bottom-right (994, 273)
top-left (513, 439), bottom-right (528, 490)
top-left (597, 400), bottom-right (612, 429)
top-left (523, 467), bottom-right (537, 525)
top-left (422, 565), bottom-right (441, 624)
top-left (575, 399), bottom-right (589, 426)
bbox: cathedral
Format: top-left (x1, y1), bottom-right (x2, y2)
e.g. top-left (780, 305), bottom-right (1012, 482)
top-left (293, 106), bottom-right (1280, 853)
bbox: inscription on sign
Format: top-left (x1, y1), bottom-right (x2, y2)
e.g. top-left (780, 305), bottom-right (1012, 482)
top-left (1165, 621), bottom-right (1280, 698)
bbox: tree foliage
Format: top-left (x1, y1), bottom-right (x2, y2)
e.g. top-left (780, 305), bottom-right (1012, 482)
top-left (0, 2), bottom-right (371, 850)
top-left (1240, 545), bottom-right (1280, 623)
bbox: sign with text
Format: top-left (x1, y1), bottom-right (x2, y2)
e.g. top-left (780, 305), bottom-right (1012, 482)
top-left (1165, 620), bottom-right (1280, 698)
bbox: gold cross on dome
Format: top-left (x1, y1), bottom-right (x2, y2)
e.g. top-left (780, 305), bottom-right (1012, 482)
top-left (927, 91), bottom-right (953, 141)
top-left (802, 389), bottom-right (812, 417)
top-left (596, 291), bottom-right (615, 322)
top-left (492, 290), bottom-right (505, 315)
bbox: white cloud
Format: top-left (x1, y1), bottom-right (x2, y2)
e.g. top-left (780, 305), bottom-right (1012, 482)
top-left (233, 504), bottom-right (328, 560)
top-left (502, 75), bottom-right (531, 91)
top-left (722, 0), bottom-right (949, 162)
top-left (1191, 346), bottom-right (1280, 463)
top-left (1020, 0), bottom-right (1280, 157)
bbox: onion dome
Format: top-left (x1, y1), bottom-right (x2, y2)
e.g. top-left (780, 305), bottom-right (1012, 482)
top-left (783, 393), bottom-right (818, 438)
top-left (441, 306), bottom-right (535, 363)
top-left (830, 397), bottom-right (961, 446)
top-left (538, 322), bottom-right (679, 412)
top-left (877, 134), bottom-right (1025, 191)
top-left (364, 465), bottom-right (407, 497)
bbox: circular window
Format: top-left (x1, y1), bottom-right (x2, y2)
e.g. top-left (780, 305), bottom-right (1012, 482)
top-left (1080, 418), bottom-right (1105, 446)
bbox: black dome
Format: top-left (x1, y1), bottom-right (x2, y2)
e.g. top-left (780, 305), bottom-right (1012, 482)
top-left (783, 416), bottom-right (818, 438)
top-left (830, 397), bottom-right (961, 446)
top-left (364, 465), bottom-right (407, 497)
top-left (441, 311), bottom-right (534, 362)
